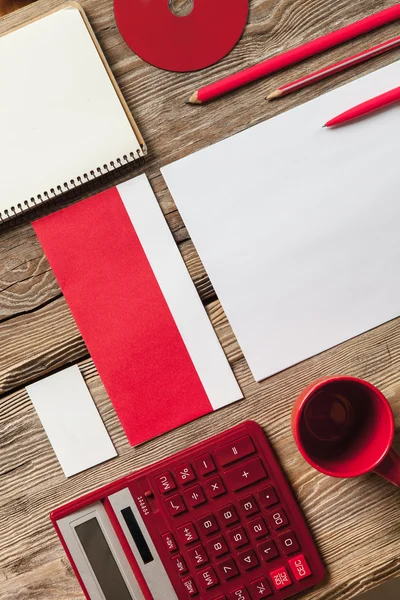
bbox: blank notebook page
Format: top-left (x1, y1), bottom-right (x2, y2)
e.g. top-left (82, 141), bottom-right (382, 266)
top-left (162, 60), bottom-right (400, 382)
top-left (0, 5), bottom-right (140, 212)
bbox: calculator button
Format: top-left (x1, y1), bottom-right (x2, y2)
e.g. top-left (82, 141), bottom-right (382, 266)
top-left (198, 513), bottom-right (219, 536)
top-left (237, 495), bottom-right (258, 517)
top-left (188, 544), bottom-right (208, 568)
top-left (185, 485), bottom-right (207, 508)
top-left (258, 485), bottom-right (279, 508)
top-left (182, 576), bottom-right (198, 596)
top-left (208, 535), bottom-right (229, 558)
top-left (214, 436), bottom-right (255, 466)
top-left (247, 516), bottom-right (268, 539)
top-left (277, 530), bottom-right (300, 555)
top-left (266, 507), bottom-right (288, 530)
top-left (198, 566), bottom-right (219, 590)
top-left (162, 532), bottom-right (177, 553)
top-left (165, 493), bottom-right (187, 516)
top-left (175, 463), bottom-right (196, 485)
top-left (229, 586), bottom-right (251, 599)
top-left (258, 539), bottom-right (279, 561)
top-left (224, 457), bottom-right (267, 492)
top-left (195, 453), bottom-right (216, 476)
top-left (269, 566), bottom-right (292, 590)
top-left (288, 554), bottom-right (312, 581)
top-left (217, 557), bottom-right (239, 580)
top-left (249, 577), bottom-right (272, 598)
top-left (178, 523), bottom-right (199, 545)
top-left (173, 554), bottom-right (188, 574)
top-left (217, 504), bottom-right (239, 526)
top-left (205, 475), bottom-right (226, 498)
top-left (155, 471), bottom-right (176, 494)
top-left (237, 549), bottom-right (259, 571)
top-left (213, 597), bottom-right (227, 600)
top-left (227, 526), bottom-right (248, 549)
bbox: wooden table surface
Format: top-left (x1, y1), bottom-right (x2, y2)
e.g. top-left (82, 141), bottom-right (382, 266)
top-left (1, 0), bottom-right (400, 599)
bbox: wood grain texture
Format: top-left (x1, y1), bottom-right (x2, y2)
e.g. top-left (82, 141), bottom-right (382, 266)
top-left (0, 0), bottom-right (400, 599)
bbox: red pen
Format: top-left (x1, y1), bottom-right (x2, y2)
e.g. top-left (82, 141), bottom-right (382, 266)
top-left (325, 85), bottom-right (400, 127)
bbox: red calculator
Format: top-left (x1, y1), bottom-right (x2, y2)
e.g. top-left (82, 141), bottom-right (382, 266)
top-left (51, 421), bottom-right (325, 600)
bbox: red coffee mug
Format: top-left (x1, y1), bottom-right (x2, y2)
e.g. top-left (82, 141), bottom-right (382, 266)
top-left (292, 376), bottom-right (400, 486)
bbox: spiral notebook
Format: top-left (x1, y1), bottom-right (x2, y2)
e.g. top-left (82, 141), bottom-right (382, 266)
top-left (0, 2), bottom-right (146, 222)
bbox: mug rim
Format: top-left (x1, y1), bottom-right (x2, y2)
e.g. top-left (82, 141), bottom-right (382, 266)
top-left (292, 376), bottom-right (395, 478)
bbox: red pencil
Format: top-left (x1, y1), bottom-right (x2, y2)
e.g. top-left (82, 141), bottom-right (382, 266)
top-left (187, 3), bottom-right (400, 104)
top-left (324, 85), bottom-right (400, 127)
top-left (267, 35), bottom-right (400, 100)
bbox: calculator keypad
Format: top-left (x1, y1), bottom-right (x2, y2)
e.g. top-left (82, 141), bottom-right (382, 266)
top-left (140, 422), bottom-right (325, 599)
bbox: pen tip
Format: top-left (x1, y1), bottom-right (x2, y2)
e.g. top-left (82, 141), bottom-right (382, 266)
top-left (322, 124), bottom-right (327, 128)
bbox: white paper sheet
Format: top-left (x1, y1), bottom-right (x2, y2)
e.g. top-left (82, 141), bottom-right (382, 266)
top-left (117, 175), bottom-right (243, 411)
top-left (162, 60), bottom-right (400, 382)
top-left (0, 5), bottom-right (140, 213)
top-left (26, 365), bottom-right (117, 477)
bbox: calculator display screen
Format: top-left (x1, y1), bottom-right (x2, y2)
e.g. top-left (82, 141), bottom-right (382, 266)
top-left (121, 507), bottom-right (154, 564)
top-left (75, 518), bottom-right (132, 600)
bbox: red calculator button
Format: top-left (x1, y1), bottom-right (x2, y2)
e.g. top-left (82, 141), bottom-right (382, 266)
top-left (155, 471), bottom-right (176, 494)
top-left (266, 507), bottom-right (288, 530)
top-left (175, 463), bottom-right (196, 485)
top-left (198, 566), bottom-right (219, 590)
top-left (205, 475), bottom-right (226, 498)
top-left (178, 523), bottom-right (199, 545)
top-left (182, 576), bottom-right (198, 596)
top-left (208, 535), bottom-right (229, 558)
top-left (227, 526), bottom-right (248, 549)
top-left (214, 436), bottom-right (255, 466)
top-left (198, 513), bottom-right (219, 536)
top-left (270, 566), bottom-right (292, 590)
top-left (237, 495), bottom-right (258, 517)
top-left (224, 458), bottom-right (267, 492)
top-left (258, 485), bottom-right (279, 508)
top-left (195, 453), bottom-right (216, 476)
top-left (185, 485), bottom-right (207, 508)
top-left (175, 462), bottom-right (196, 485)
top-left (288, 554), bottom-right (312, 581)
top-left (247, 516), bottom-right (268, 539)
top-left (213, 597), bottom-right (227, 600)
top-left (258, 539), bottom-right (279, 562)
top-left (237, 549), bottom-right (259, 571)
top-left (173, 554), bottom-right (188, 574)
top-left (229, 586), bottom-right (251, 599)
top-left (188, 544), bottom-right (208, 568)
top-left (277, 530), bottom-right (300, 555)
top-left (249, 577), bottom-right (272, 598)
top-left (162, 532), bottom-right (177, 553)
top-left (217, 557), bottom-right (239, 580)
top-left (165, 494), bottom-right (187, 516)
top-left (217, 504), bottom-right (239, 526)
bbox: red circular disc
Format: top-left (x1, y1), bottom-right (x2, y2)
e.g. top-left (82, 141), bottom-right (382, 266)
top-left (114, 0), bottom-right (249, 72)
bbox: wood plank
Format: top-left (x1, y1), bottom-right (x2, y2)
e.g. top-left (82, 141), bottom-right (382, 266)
top-left (1, 0), bottom-right (400, 598)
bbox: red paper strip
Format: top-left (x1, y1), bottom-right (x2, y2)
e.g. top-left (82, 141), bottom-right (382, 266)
top-left (33, 187), bottom-right (213, 445)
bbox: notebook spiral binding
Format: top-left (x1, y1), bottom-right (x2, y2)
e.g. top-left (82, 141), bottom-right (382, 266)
top-left (0, 148), bottom-right (146, 224)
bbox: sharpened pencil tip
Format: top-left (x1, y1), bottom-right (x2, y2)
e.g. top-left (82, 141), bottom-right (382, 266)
top-left (266, 90), bottom-right (282, 100)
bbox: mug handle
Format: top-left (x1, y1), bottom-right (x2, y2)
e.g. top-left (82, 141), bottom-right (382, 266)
top-left (374, 448), bottom-right (400, 487)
